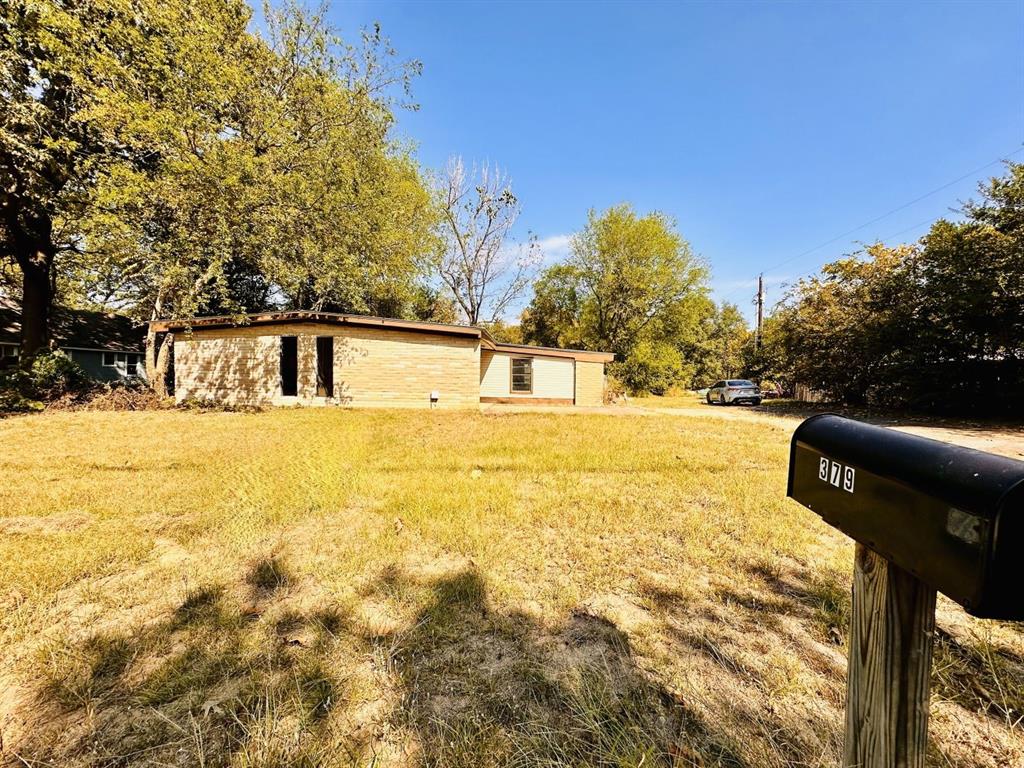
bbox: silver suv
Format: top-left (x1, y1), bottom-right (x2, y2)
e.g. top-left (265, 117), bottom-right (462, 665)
top-left (707, 379), bottom-right (761, 406)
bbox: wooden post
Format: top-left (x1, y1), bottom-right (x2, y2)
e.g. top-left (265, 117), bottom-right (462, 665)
top-left (844, 543), bottom-right (937, 768)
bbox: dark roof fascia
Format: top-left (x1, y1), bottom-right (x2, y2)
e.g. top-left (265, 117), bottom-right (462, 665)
top-left (489, 341), bottom-right (616, 364)
top-left (151, 311), bottom-right (483, 340)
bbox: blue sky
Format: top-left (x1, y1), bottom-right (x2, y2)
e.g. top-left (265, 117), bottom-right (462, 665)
top-left (325, 0), bottom-right (1024, 323)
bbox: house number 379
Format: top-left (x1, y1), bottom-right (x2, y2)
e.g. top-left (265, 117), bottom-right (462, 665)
top-left (819, 457), bottom-right (856, 493)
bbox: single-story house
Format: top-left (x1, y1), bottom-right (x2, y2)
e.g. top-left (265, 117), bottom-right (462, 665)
top-left (151, 311), bottom-right (614, 408)
top-left (0, 297), bottom-right (146, 381)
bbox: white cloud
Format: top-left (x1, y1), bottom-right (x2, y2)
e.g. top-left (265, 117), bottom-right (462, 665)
top-left (534, 233), bottom-right (574, 265)
top-left (495, 232), bottom-right (574, 270)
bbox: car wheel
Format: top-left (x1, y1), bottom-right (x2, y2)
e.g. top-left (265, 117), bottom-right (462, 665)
top-left (719, 394), bottom-right (727, 405)
top-left (753, 398), bottom-right (762, 406)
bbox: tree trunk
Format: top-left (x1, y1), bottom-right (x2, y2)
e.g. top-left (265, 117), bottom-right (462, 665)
top-left (153, 332), bottom-right (174, 398)
top-left (15, 215), bottom-right (56, 360)
top-left (146, 325), bottom-right (159, 384)
top-left (145, 295), bottom-right (164, 383)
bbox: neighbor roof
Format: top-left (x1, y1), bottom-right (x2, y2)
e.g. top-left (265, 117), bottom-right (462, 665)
top-left (0, 297), bottom-right (144, 352)
top-left (151, 310), bottom-right (615, 362)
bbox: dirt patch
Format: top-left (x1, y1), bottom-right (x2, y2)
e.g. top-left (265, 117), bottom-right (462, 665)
top-left (583, 593), bottom-right (653, 634)
top-left (636, 400), bottom-right (1024, 459)
top-left (893, 424), bottom-right (1024, 459)
top-left (0, 512), bottom-right (93, 535)
top-left (357, 599), bottom-right (404, 638)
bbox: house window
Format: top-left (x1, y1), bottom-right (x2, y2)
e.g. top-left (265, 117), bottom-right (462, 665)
top-left (103, 352), bottom-right (141, 374)
top-left (315, 336), bottom-right (334, 397)
top-left (280, 336), bottom-right (298, 396)
top-left (511, 357), bottom-right (533, 394)
top-left (0, 345), bottom-right (18, 366)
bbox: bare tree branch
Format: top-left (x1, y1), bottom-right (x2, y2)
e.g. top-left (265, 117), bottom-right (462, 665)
top-left (435, 156), bottom-right (538, 325)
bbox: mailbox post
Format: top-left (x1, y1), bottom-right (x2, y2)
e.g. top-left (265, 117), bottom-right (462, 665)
top-left (787, 414), bottom-right (1024, 768)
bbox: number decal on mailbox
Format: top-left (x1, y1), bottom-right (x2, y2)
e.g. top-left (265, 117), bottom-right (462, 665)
top-left (843, 466), bottom-right (855, 492)
top-left (818, 455), bottom-right (855, 493)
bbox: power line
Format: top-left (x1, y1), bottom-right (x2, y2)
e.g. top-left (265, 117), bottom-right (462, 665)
top-left (876, 215), bottom-right (942, 243)
top-left (717, 146), bottom-right (1023, 305)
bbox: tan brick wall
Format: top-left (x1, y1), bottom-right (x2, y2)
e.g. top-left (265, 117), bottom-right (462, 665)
top-left (574, 360), bottom-right (606, 406)
top-left (174, 323), bottom-right (480, 408)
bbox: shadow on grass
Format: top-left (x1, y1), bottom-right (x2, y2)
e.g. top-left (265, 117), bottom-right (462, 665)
top-left (745, 558), bottom-right (1024, 729)
top-left (246, 555), bottom-right (291, 594)
top-left (639, 567), bottom-right (849, 764)
top-left (19, 562), bottom-right (362, 767)
top-left (933, 627), bottom-right (1024, 727)
top-left (15, 560), bottom-right (754, 768)
top-left (646, 557), bottom-right (1024, 764)
top-left (365, 567), bottom-right (750, 768)
top-left (17, 552), bottom-right (1022, 767)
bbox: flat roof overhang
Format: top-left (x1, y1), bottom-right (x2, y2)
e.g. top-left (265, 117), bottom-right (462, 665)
top-left (151, 311), bottom-right (615, 362)
top-left (150, 311), bottom-right (483, 340)
top-left (484, 340), bottom-right (615, 364)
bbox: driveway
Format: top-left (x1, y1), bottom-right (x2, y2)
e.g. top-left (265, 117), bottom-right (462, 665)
top-left (481, 401), bottom-right (1024, 460)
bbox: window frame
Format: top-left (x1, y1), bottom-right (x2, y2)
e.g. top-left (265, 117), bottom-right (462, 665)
top-left (510, 357), bottom-right (533, 395)
top-left (104, 352), bottom-right (141, 374)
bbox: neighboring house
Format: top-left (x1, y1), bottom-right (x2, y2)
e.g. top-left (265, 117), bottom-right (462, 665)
top-left (0, 297), bottom-right (146, 381)
top-left (151, 311), bottom-right (614, 408)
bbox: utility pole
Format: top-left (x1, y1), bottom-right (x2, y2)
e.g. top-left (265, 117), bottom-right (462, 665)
top-left (755, 273), bottom-right (764, 352)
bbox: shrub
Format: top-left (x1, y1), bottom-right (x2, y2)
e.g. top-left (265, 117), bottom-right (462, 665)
top-left (25, 350), bottom-right (94, 401)
top-left (603, 373), bottom-right (627, 405)
top-left (0, 351), bottom-right (94, 412)
top-left (612, 340), bottom-right (691, 395)
top-left (178, 396), bottom-right (265, 413)
top-left (0, 387), bottom-right (44, 414)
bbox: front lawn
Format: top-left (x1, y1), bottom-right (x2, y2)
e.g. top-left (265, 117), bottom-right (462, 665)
top-left (1, 409), bottom-right (1020, 766)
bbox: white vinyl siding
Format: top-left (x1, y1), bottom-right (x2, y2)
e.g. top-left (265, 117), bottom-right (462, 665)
top-left (480, 351), bottom-right (574, 399)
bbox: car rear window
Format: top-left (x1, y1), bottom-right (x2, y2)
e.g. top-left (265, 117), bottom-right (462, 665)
top-left (728, 380), bottom-right (755, 387)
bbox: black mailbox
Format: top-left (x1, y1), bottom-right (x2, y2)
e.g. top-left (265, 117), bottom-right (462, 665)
top-left (788, 414), bottom-right (1024, 620)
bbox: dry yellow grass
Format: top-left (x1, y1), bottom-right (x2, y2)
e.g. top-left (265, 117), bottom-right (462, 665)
top-left (0, 408), bottom-right (1021, 767)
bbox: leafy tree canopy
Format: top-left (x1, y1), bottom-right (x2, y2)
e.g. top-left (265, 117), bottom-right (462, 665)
top-left (523, 204), bottom-right (712, 393)
top-left (762, 162), bottom-right (1024, 414)
top-left (2, 0), bottom-right (438, 375)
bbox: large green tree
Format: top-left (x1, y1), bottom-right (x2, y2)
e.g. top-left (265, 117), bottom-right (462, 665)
top-left (910, 163), bottom-right (1024, 407)
top-left (1, 0), bottom-right (250, 357)
top-left (519, 263), bottom-right (585, 349)
top-left (43, 2), bottom-right (436, 391)
top-left (772, 244), bottom-right (919, 404)
top-left (691, 301), bottom-right (750, 387)
top-left (764, 161), bottom-right (1024, 412)
top-left (523, 204), bottom-right (711, 392)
